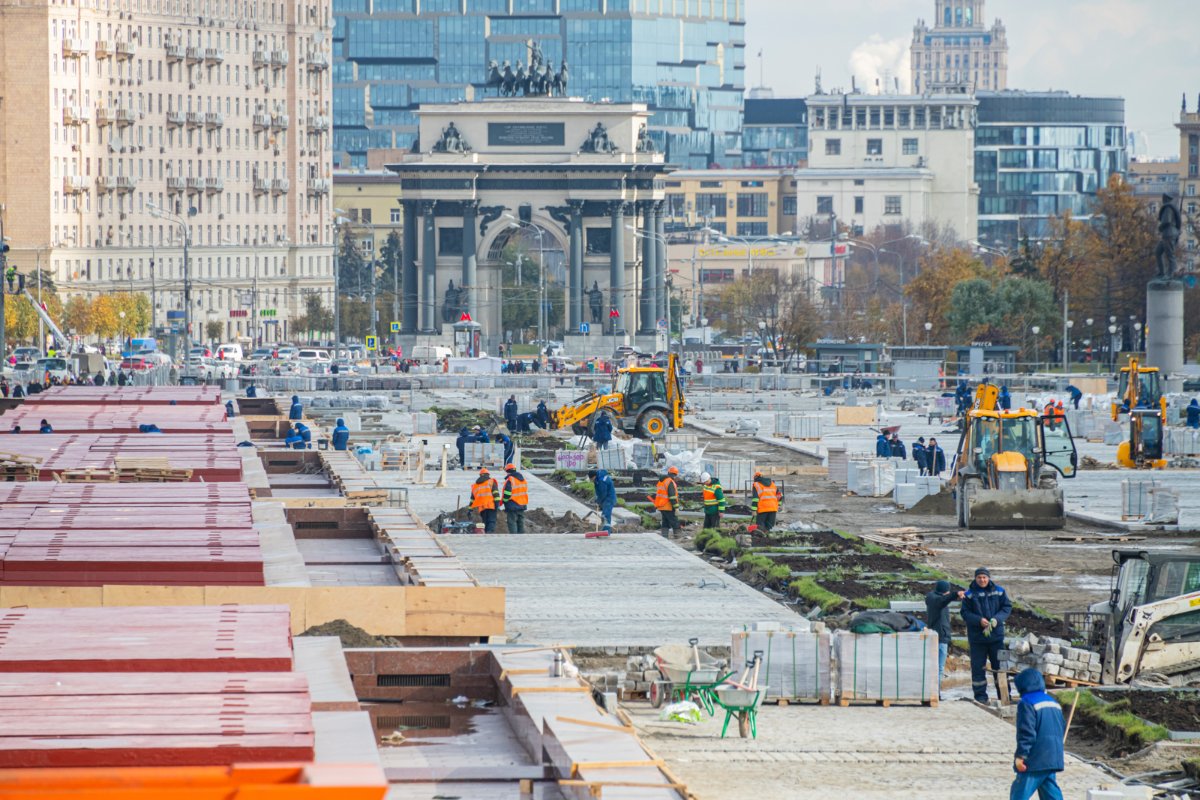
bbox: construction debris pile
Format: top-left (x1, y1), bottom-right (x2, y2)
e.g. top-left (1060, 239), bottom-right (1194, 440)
top-left (999, 633), bottom-right (1102, 684)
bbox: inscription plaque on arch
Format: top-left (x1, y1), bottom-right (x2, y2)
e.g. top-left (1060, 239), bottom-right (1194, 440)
top-left (488, 122), bottom-right (565, 147)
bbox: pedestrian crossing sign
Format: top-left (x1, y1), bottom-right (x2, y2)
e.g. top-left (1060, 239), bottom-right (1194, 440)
top-left (365, 336), bottom-right (378, 351)
top-left (389, 321), bottom-right (400, 333)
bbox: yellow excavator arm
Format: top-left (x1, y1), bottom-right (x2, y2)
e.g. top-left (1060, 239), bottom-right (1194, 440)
top-left (553, 392), bottom-right (626, 430)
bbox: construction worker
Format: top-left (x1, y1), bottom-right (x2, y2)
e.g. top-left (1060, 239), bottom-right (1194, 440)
top-left (1066, 384), bottom-right (1083, 410)
top-left (471, 468), bottom-right (501, 533)
top-left (592, 412), bottom-right (613, 449)
top-left (875, 431), bottom-right (891, 457)
top-left (38, 419), bottom-right (53, 434)
top-left (752, 471), bottom-right (779, 531)
top-left (285, 424), bottom-right (304, 449)
top-left (700, 471), bottom-right (725, 530)
top-left (289, 394), bottom-right (303, 420)
top-left (1010, 668), bottom-right (1067, 800)
top-left (501, 464), bottom-right (529, 534)
top-left (589, 468), bottom-right (616, 534)
top-left (652, 466), bottom-right (680, 537)
top-left (296, 422), bottom-right (312, 448)
top-left (246, 383), bottom-right (258, 398)
top-left (961, 567), bottom-right (1012, 704)
top-left (225, 400), bottom-right (236, 419)
top-left (926, 438), bottom-right (946, 477)
top-left (331, 418), bottom-right (350, 451)
top-left (496, 432), bottom-right (515, 467)
top-left (889, 432), bottom-right (906, 460)
top-left (455, 427), bottom-right (470, 470)
top-left (998, 385), bottom-right (1012, 411)
top-left (912, 437), bottom-right (928, 476)
top-left (1187, 398), bottom-right (1200, 429)
top-left (1055, 400), bottom-right (1066, 428)
top-left (1042, 399), bottom-right (1056, 428)
top-left (503, 395), bottom-right (519, 431)
top-left (535, 400), bottom-right (551, 429)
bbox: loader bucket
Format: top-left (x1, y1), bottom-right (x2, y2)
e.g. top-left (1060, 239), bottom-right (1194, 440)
top-left (965, 488), bottom-right (1065, 530)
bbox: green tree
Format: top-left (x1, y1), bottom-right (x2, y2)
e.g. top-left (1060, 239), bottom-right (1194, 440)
top-left (205, 320), bottom-right (223, 343)
top-left (338, 297), bottom-right (371, 341)
top-left (947, 278), bottom-right (1001, 341)
top-left (905, 248), bottom-right (994, 344)
top-left (296, 293), bottom-right (333, 341)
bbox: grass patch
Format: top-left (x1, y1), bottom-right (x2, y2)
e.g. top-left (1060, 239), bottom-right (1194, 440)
top-left (703, 534), bottom-right (739, 558)
top-left (788, 577), bottom-right (846, 611)
top-left (1059, 690), bottom-right (1171, 747)
top-left (550, 469), bottom-right (577, 483)
top-left (856, 596), bottom-right (893, 610)
top-left (694, 528), bottom-right (720, 551)
top-left (569, 480), bottom-right (596, 500)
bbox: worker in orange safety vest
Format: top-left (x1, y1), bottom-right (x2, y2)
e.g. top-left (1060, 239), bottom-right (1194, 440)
top-left (752, 471), bottom-right (780, 531)
top-left (502, 463), bottom-right (529, 534)
top-left (471, 468), bottom-right (501, 533)
top-left (652, 466), bottom-right (680, 537)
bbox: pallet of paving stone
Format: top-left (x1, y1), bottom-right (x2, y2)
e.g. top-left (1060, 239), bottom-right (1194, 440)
top-left (28, 385), bottom-right (223, 405)
top-left (0, 545), bottom-right (265, 586)
top-left (2, 405), bottom-right (230, 433)
top-left (0, 606), bottom-right (294, 672)
top-left (731, 624), bottom-right (832, 704)
top-left (833, 631), bottom-right (939, 707)
top-left (0, 482), bottom-right (253, 506)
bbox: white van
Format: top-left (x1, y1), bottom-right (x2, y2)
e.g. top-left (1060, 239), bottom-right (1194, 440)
top-left (215, 343), bottom-right (244, 362)
top-left (410, 344), bottom-right (452, 362)
top-left (296, 348), bottom-right (331, 364)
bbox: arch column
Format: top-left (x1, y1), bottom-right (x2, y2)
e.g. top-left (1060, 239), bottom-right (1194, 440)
top-left (638, 200), bottom-right (656, 335)
top-left (568, 199), bottom-right (585, 329)
top-left (461, 199), bottom-right (479, 320)
top-left (420, 200), bottom-right (437, 331)
top-left (401, 200), bottom-right (418, 333)
top-left (654, 201), bottom-right (666, 323)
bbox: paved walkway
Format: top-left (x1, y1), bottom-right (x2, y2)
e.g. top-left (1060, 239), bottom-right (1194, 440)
top-left (628, 700), bottom-right (1113, 799)
top-left (443, 533), bottom-right (803, 647)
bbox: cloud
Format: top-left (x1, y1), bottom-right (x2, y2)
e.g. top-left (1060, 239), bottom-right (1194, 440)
top-left (847, 34), bottom-right (911, 94)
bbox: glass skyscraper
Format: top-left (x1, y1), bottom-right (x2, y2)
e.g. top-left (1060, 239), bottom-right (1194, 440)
top-left (975, 91), bottom-right (1127, 250)
top-left (332, 0), bottom-right (745, 170)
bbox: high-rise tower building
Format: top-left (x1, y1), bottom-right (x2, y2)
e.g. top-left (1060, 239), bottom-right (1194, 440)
top-left (911, 0), bottom-right (1007, 94)
top-left (0, 0), bottom-right (335, 346)
top-left (332, 1), bottom-right (746, 171)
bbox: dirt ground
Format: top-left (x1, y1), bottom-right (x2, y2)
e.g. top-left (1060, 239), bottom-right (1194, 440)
top-left (300, 619), bottom-right (394, 647)
top-left (691, 429), bottom-right (1200, 616)
top-left (431, 505), bottom-right (598, 534)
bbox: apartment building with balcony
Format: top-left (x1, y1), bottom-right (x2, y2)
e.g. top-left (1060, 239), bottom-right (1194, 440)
top-left (0, 0), bottom-right (335, 345)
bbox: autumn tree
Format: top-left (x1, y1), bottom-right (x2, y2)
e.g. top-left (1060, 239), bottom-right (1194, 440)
top-left (904, 248), bottom-right (994, 344)
top-left (710, 272), bottom-right (819, 364)
top-left (90, 295), bottom-right (120, 339)
top-left (63, 295), bottom-right (95, 337)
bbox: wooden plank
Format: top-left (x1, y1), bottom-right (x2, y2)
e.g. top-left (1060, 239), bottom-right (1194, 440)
top-left (555, 717), bottom-right (634, 734)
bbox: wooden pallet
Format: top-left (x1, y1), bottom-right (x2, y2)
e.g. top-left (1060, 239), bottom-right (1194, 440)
top-left (835, 696), bottom-right (938, 708)
top-left (0, 450), bottom-right (43, 465)
top-left (55, 468), bottom-right (119, 483)
top-left (114, 457), bottom-right (173, 472)
top-left (1028, 673), bottom-right (1100, 690)
top-left (120, 467), bottom-right (194, 482)
top-left (0, 463), bottom-right (40, 481)
top-left (762, 697), bottom-right (831, 706)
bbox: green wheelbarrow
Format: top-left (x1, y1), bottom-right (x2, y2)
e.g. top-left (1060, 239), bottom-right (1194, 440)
top-left (712, 650), bottom-right (766, 738)
top-left (649, 639), bottom-right (732, 716)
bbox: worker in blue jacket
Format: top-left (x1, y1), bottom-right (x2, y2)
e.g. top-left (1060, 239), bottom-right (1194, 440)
top-left (912, 437), bottom-right (928, 475)
top-left (225, 400), bottom-right (236, 418)
top-left (875, 432), bottom-right (891, 458)
top-left (961, 567), bottom-right (1012, 704)
top-left (926, 438), bottom-right (946, 477)
top-left (296, 422), bottom-right (312, 448)
top-left (1010, 668), bottom-right (1066, 800)
top-left (592, 413), bottom-right (613, 449)
top-left (474, 425), bottom-right (489, 444)
top-left (998, 385), bottom-right (1012, 411)
top-left (331, 418), bottom-right (350, 451)
top-left (285, 425), bottom-right (304, 449)
top-left (1187, 398), bottom-right (1200, 429)
top-left (38, 419), bottom-right (53, 434)
top-left (536, 400), bottom-right (551, 429)
top-left (455, 427), bottom-right (470, 470)
top-left (289, 394), bottom-right (303, 420)
top-left (496, 432), bottom-right (515, 467)
top-left (246, 384), bottom-right (258, 398)
top-left (889, 432), bottom-right (906, 460)
top-left (1066, 384), bottom-right (1083, 410)
top-left (589, 468), bottom-right (616, 534)
top-left (503, 395), bottom-right (519, 431)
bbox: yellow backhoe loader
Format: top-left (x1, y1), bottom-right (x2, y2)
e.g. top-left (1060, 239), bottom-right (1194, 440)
top-left (553, 353), bottom-right (684, 440)
top-left (949, 384), bottom-right (1078, 529)
top-left (1112, 356), bottom-right (1167, 469)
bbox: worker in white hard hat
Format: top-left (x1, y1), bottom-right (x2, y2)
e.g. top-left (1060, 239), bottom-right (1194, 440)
top-left (700, 471), bottom-right (726, 531)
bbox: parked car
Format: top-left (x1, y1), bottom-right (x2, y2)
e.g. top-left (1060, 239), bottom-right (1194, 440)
top-left (215, 343), bottom-right (244, 362)
top-left (275, 346), bottom-right (299, 360)
top-left (296, 348), bottom-right (331, 364)
top-left (11, 347), bottom-right (41, 362)
top-left (249, 347), bottom-right (275, 360)
top-left (119, 357), bottom-right (153, 372)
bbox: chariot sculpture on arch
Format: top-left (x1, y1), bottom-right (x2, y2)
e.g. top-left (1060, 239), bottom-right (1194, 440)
top-left (485, 42), bottom-right (568, 98)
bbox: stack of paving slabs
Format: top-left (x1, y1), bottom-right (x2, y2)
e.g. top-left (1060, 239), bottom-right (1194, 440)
top-left (732, 622), bottom-right (832, 703)
top-left (833, 631), bottom-right (939, 705)
top-left (0, 605), bottom-right (314, 768)
top-left (999, 633), bottom-right (1102, 684)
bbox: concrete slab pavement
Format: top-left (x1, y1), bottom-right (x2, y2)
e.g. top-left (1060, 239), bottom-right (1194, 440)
top-left (628, 699), bottom-right (1112, 800)
top-left (443, 533), bottom-right (804, 647)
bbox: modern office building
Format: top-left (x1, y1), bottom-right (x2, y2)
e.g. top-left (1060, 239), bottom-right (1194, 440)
top-left (0, 0), bottom-right (335, 347)
top-left (741, 97), bottom-right (807, 168)
top-left (974, 91), bottom-right (1127, 251)
top-left (796, 91), bottom-right (979, 240)
top-left (662, 168), bottom-right (797, 238)
top-left (910, 0), bottom-right (1008, 93)
top-left (332, 0), bottom-right (746, 170)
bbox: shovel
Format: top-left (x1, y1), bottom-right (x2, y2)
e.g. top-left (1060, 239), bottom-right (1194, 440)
top-left (689, 637), bottom-right (701, 671)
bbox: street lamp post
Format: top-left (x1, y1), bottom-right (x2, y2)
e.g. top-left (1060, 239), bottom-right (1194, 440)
top-left (924, 321), bottom-right (932, 345)
top-left (1031, 325), bottom-right (1041, 373)
top-left (148, 202), bottom-right (196, 367)
top-left (1108, 324), bottom-right (1118, 371)
top-left (1085, 317), bottom-right (1094, 373)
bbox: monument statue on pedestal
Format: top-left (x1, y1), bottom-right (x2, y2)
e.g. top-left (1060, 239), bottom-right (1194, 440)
top-left (442, 280), bottom-right (465, 323)
top-left (1156, 193), bottom-right (1182, 280)
top-left (432, 122), bottom-right (470, 154)
top-left (587, 281), bottom-right (604, 324)
top-left (580, 122), bottom-right (618, 154)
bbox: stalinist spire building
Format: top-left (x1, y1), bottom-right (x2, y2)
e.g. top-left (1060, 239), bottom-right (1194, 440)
top-left (911, 0), bottom-right (1008, 94)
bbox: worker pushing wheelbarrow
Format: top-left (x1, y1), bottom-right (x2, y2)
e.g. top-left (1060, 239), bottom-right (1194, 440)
top-left (649, 638), bottom-right (732, 716)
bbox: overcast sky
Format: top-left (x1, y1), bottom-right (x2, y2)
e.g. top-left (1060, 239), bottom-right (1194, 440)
top-left (743, 0), bottom-right (1200, 158)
